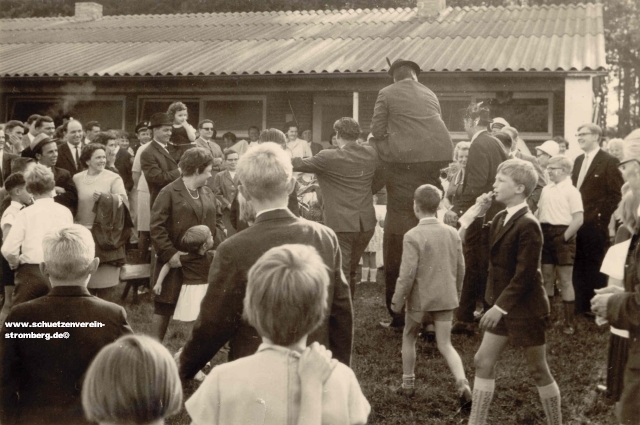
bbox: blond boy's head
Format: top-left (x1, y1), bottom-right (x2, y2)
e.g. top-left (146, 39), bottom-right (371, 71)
top-left (494, 159), bottom-right (538, 204)
top-left (236, 142), bottom-right (293, 203)
top-left (243, 244), bottom-right (329, 346)
top-left (546, 155), bottom-right (573, 183)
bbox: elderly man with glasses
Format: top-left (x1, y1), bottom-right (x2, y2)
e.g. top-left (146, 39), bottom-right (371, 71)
top-left (195, 119), bottom-right (224, 184)
top-left (571, 123), bottom-right (623, 315)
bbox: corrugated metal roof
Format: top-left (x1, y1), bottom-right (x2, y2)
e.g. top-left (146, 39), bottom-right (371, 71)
top-left (0, 3), bottom-right (606, 77)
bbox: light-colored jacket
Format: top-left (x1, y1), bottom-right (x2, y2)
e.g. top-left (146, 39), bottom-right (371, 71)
top-left (392, 217), bottom-right (464, 312)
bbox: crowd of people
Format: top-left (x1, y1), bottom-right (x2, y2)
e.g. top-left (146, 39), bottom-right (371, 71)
top-left (0, 56), bottom-right (637, 425)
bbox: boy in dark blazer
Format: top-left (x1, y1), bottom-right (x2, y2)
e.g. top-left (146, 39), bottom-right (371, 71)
top-left (0, 224), bottom-right (132, 425)
top-left (460, 159), bottom-right (561, 425)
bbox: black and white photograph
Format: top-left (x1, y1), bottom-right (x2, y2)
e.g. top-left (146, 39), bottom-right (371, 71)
top-left (0, 0), bottom-right (638, 423)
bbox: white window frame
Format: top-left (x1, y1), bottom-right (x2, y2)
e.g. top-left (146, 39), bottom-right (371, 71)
top-left (199, 95), bottom-right (267, 140)
top-left (5, 95), bottom-right (126, 129)
top-left (473, 92), bottom-right (554, 141)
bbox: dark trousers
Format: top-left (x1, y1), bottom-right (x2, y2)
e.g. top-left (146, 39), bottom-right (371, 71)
top-left (381, 160), bottom-right (448, 325)
top-left (13, 264), bottom-right (51, 307)
top-left (336, 229), bottom-right (375, 299)
top-left (573, 220), bottom-right (609, 313)
top-left (456, 218), bottom-right (490, 323)
top-left (383, 232), bottom-right (405, 324)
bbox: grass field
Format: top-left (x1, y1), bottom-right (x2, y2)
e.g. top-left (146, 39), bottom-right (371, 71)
top-left (114, 269), bottom-right (619, 425)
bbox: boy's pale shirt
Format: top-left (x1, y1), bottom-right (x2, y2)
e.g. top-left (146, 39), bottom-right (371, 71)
top-left (186, 342), bottom-right (370, 425)
top-left (536, 178), bottom-right (583, 225)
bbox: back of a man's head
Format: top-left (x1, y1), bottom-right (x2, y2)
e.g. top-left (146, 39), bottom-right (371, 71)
top-left (393, 65), bottom-right (416, 82)
top-left (43, 225), bottom-right (96, 284)
top-left (236, 142), bottom-right (292, 202)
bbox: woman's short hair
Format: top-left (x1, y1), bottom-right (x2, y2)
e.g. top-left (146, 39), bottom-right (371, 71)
top-left (80, 143), bottom-right (106, 168)
top-left (236, 142), bottom-right (293, 202)
top-left (608, 138), bottom-right (624, 151)
top-left (24, 163), bottom-right (55, 196)
top-left (547, 155), bottom-right (574, 173)
top-left (82, 334), bottom-right (182, 425)
top-left (42, 225), bottom-right (95, 280)
top-left (180, 224), bottom-right (211, 253)
top-left (243, 244), bottom-right (329, 346)
top-left (178, 147), bottom-right (214, 176)
top-left (92, 132), bottom-right (117, 147)
top-left (259, 128), bottom-right (287, 146)
top-left (222, 132), bottom-right (237, 144)
top-left (497, 159), bottom-right (538, 197)
top-left (414, 184), bottom-right (442, 214)
top-left (224, 149), bottom-right (239, 159)
top-left (453, 141), bottom-right (470, 161)
top-left (623, 129), bottom-right (640, 162)
top-left (166, 101), bottom-right (187, 120)
top-left (553, 135), bottom-right (569, 149)
top-left (333, 117), bottom-right (361, 142)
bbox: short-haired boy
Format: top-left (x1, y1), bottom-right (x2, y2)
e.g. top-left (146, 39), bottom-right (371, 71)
top-left (391, 184), bottom-right (471, 407)
top-left (537, 155), bottom-right (583, 335)
top-left (462, 159), bottom-right (562, 425)
top-left (186, 244), bottom-right (370, 425)
top-left (0, 173), bottom-right (32, 325)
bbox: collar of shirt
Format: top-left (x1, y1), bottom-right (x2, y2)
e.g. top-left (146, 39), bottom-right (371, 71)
top-left (67, 141), bottom-right (82, 153)
top-left (10, 201), bottom-right (22, 210)
top-left (255, 206), bottom-right (288, 219)
top-left (153, 139), bottom-right (168, 151)
top-left (470, 130), bottom-right (486, 143)
top-left (419, 216), bottom-right (438, 224)
top-left (583, 146), bottom-right (600, 162)
top-left (28, 133), bottom-right (35, 142)
top-left (548, 177), bottom-right (571, 189)
top-left (33, 197), bottom-right (55, 205)
top-left (504, 201), bottom-right (528, 225)
top-left (286, 138), bottom-right (304, 149)
top-left (256, 341), bottom-right (303, 357)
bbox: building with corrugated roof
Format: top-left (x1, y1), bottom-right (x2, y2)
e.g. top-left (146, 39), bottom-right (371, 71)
top-left (0, 1), bottom-right (606, 153)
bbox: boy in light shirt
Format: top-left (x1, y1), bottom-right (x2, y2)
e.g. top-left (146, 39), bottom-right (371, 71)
top-left (536, 155), bottom-right (584, 335)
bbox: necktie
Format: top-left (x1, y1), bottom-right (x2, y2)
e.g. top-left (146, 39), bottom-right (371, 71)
top-left (576, 154), bottom-right (589, 189)
top-left (75, 145), bottom-right (81, 168)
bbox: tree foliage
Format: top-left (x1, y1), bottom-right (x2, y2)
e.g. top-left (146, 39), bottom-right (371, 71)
top-left (1, 0), bottom-right (638, 134)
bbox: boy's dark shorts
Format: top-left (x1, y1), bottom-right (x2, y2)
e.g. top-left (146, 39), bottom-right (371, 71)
top-left (541, 224), bottom-right (575, 266)
top-left (154, 301), bottom-right (177, 316)
top-left (486, 315), bottom-right (550, 347)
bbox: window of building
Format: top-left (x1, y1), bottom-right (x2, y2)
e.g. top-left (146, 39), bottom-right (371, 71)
top-left (6, 96), bottom-right (125, 130)
top-left (138, 98), bottom-right (200, 127)
top-left (475, 93), bottom-right (553, 140)
top-left (200, 96), bottom-right (266, 139)
top-left (439, 98), bottom-right (471, 135)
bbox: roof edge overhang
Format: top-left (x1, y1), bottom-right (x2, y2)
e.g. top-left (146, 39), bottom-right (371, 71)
top-left (0, 69), bottom-right (607, 82)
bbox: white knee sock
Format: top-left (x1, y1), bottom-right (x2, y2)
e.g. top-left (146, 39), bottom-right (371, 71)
top-left (469, 377), bottom-right (495, 425)
top-left (369, 268), bottom-right (377, 282)
top-left (537, 381), bottom-right (562, 425)
top-left (360, 267), bottom-right (369, 282)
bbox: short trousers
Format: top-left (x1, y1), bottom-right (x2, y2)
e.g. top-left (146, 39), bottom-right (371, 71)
top-left (486, 315), bottom-right (549, 347)
top-left (154, 301), bottom-right (177, 317)
top-left (404, 310), bottom-right (453, 336)
top-left (541, 224), bottom-right (576, 266)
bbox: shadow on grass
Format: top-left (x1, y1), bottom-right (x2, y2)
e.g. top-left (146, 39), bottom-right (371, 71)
top-left (115, 270), bottom-right (619, 425)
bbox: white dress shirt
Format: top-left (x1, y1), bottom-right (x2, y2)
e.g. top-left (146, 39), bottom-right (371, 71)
top-left (1, 197), bottom-right (73, 268)
top-left (67, 142), bottom-right (83, 167)
top-left (537, 178), bottom-right (583, 225)
top-left (576, 147), bottom-right (600, 189)
top-left (502, 201), bottom-right (528, 226)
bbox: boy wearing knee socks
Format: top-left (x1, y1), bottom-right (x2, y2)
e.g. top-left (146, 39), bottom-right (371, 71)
top-left (391, 184), bottom-right (472, 407)
top-left (460, 159), bottom-right (562, 425)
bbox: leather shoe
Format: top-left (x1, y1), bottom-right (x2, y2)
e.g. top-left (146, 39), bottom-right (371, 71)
top-left (396, 386), bottom-right (416, 397)
top-left (451, 322), bottom-right (475, 335)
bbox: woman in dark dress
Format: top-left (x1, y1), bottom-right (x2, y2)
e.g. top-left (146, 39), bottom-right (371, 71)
top-left (149, 147), bottom-right (225, 342)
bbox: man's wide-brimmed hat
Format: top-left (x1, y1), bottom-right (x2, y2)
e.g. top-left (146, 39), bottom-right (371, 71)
top-left (148, 113), bottom-right (172, 129)
top-left (386, 57), bottom-right (421, 77)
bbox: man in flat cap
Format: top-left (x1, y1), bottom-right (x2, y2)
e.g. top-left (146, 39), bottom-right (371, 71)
top-left (370, 58), bottom-right (454, 328)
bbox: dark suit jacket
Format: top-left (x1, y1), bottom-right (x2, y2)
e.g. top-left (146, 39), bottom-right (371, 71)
top-left (1, 152), bottom-right (17, 186)
top-left (370, 79), bottom-right (454, 164)
top-left (292, 141), bottom-right (378, 233)
top-left (55, 142), bottom-right (84, 176)
top-left (486, 207), bottom-right (549, 319)
top-left (50, 166), bottom-right (78, 216)
top-left (114, 148), bottom-right (134, 192)
top-left (0, 285), bottom-right (133, 425)
top-left (451, 131), bottom-right (507, 220)
top-left (140, 141), bottom-right (181, 208)
top-left (179, 209), bottom-right (353, 379)
top-left (571, 149), bottom-right (623, 227)
top-left (150, 178), bottom-right (225, 305)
